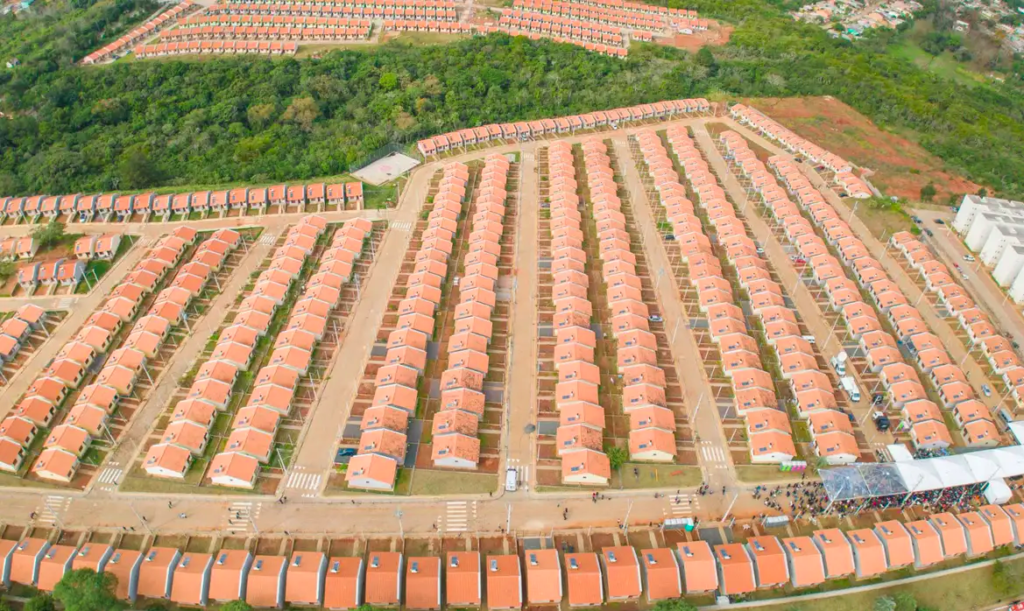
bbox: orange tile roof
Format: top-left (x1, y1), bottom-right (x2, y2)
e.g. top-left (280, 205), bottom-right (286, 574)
top-left (405, 556), bottom-right (440, 610)
top-left (246, 555), bottom-right (287, 608)
top-left (524, 549), bottom-right (561, 605)
top-left (104, 549), bottom-right (143, 600)
top-left (676, 541), bottom-right (717, 593)
top-left (978, 505), bottom-right (1015, 547)
top-left (714, 543), bottom-right (754, 595)
top-left (748, 536), bottom-right (788, 587)
top-left (446, 552), bottom-right (481, 606)
top-left (846, 529), bottom-right (886, 578)
top-left (929, 512), bottom-right (967, 557)
top-left (365, 551), bottom-right (402, 606)
top-left (782, 536), bottom-right (824, 587)
top-left (486, 555), bottom-right (522, 609)
top-left (136, 547), bottom-right (180, 599)
top-left (207, 550), bottom-right (252, 602)
top-left (905, 520), bottom-right (943, 566)
top-left (565, 553), bottom-right (602, 606)
top-left (170, 553), bottom-right (213, 606)
top-left (285, 552), bottom-right (327, 605)
top-left (874, 521), bottom-right (914, 568)
top-left (640, 548), bottom-right (681, 601)
top-left (36, 544), bottom-right (78, 591)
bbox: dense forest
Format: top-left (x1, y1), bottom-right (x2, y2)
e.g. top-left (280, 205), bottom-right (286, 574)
top-left (0, 0), bottom-right (1022, 198)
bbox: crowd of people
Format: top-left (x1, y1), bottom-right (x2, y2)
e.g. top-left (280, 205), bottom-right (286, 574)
top-left (747, 481), bottom-right (991, 521)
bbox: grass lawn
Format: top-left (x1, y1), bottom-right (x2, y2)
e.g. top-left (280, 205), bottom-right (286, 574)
top-left (387, 32), bottom-right (472, 46)
top-left (407, 469), bottom-right (496, 496)
top-left (735, 464), bottom-right (808, 483)
top-left (612, 464), bottom-right (703, 489)
top-left (890, 41), bottom-right (988, 89)
top-left (754, 555), bottom-right (1024, 611)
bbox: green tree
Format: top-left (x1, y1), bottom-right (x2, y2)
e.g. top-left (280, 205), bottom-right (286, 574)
top-left (991, 559), bottom-right (1017, 596)
top-left (53, 568), bottom-right (125, 611)
top-left (32, 221), bottom-right (65, 249)
top-left (23, 595), bottom-right (56, 611)
top-left (220, 601), bottom-right (254, 611)
top-left (0, 599), bottom-right (11, 611)
top-left (0, 261), bottom-right (17, 281)
top-left (874, 595), bottom-right (897, 611)
top-left (605, 446), bottom-right (627, 470)
top-left (652, 599), bottom-right (698, 611)
top-left (117, 146), bottom-right (162, 189)
top-left (893, 591), bottom-right (918, 611)
top-left (379, 72), bottom-right (399, 91)
top-left (282, 97), bottom-right (319, 132)
top-left (920, 182), bottom-right (937, 202)
top-left (246, 103), bottom-right (276, 129)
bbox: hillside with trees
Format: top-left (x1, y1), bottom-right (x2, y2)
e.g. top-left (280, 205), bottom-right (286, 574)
top-left (0, 0), bottom-right (1021, 198)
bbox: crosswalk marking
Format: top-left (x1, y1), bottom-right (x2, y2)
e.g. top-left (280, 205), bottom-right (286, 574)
top-left (700, 443), bottom-right (726, 463)
top-left (444, 500), bottom-right (476, 533)
top-left (226, 501), bottom-right (262, 533)
top-left (285, 470), bottom-right (322, 498)
top-left (665, 494), bottom-right (697, 516)
top-left (97, 467), bottom-right (122, 485)
top-left (258, 233), bottom-right (276, 245)
top-left (391, 220), bottom-right (412, 232)
top-left (57, 298), bottom-right (74, 309)
top-left (36, 495), bottom-right (71, 525)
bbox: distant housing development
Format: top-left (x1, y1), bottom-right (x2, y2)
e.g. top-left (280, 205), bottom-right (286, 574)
top-left (954, 195), bottom-right (1024, 302)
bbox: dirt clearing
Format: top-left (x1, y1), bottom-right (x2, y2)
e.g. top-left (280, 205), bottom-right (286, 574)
top-left (747, 96), bottom-right (982, 203)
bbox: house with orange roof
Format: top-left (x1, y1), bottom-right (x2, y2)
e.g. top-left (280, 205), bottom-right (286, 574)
top-left (747, 536), bottom-right (788, 588)
top-left (432, 431), bottom-right (480, 469)
top-left (811, 529), bottom-right (854, 578)
top-left (873, 521), bottom-right (914, 568)
top-left (403, 556), bottom-right (439, 610)
top-left (1004, 504), bottom-right (1024, 545)
top-left (905, 520), bottom-right (944, 567)
top-left (209, 452), bottom-right (259, 489)
top-left (345, 453), bottom-right (398, 491)
top-left (446, 552), bottom-right (481, 607)
top-left (781, 536), bottom-right (824, 588)
top-left (565, 553), bottom-right (603, 606)
top-left (600, 546), bottom-right (641, 601)
top-left (323, 557), bottom-right (365, 610)
top-left (930, 513), bottom-right (967, 557)
top-left (844, 529), bottom-right (887, 579)
top-left (144, 443), bottom-right (192, 479)
top-left (910, 420), bottom-right (952, 451)
top-left (285, 552), bottom-right (327, 606)
top-left (7, 538), bottom-right (49, 587)
top-left (562, 449), bottom-right (610, 485)
top-left (629, 428), bottom-right (677, 462)
top-left (524, 549), bottom-right (561, 605)
top-left (714, 543), bottom-right (755, 596)
top-left (71, 544), bottom-right (113, 574)
top-left (639, 548), bottom-right (681, 601)
top-left (245, 555), bottom-right (287, 609)
top-left (361, 551), bottom-right (402, 607)
top-left (749, 431), bottom-right (796, 463)
top-left (170, 553), bottom-right (213, 607)
top-left (962, 419), bottom-right (1000, 447)
top-left (979, 505), bottom-right (1015, 548)
top-left (102, 549), bottom-right (143, 600)
top-left (33, 446), bottom-right (80, 483)
top-left (485, 555), bottom-right (522, 610)
top-left (0, 416), bottom-right (37, 447)
top-left (675, 541), bottom-right (717, 593)
top-left (136, 547), bottom-right (181, 600)
top-left (957, 512), bottom-right (994, 556)
top-left (207, 550), bottom-right (253, 603)
top-left (163, 420), bottom-right (210, 455)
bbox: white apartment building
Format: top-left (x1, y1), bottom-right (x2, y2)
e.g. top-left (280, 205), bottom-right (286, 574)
top-left (979, 225), bottom-right (1024, 267)
top-left (954, 194), bottom-right (1024, 238)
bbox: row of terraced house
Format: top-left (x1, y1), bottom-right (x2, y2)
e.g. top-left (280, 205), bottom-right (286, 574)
top-left (416, 99), bottom-right (712, 158)
top-left (0, 181), bottom-right (363, 225)
top-left (0, 227), bottom-right (224, 482)
top-left (345, 163), bottom-right (472, 491)
top-left (1, 506), bottom-right (1023, 606)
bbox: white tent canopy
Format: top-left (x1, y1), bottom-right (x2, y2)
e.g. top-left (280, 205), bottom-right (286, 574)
top-left (823, 445), bottom-right (1024, 501)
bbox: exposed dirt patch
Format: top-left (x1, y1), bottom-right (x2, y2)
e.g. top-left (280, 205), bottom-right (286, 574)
top-left (656, 21), bottom-right (731, 52)
top-left (747, 96), bottom-right (982, 203)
